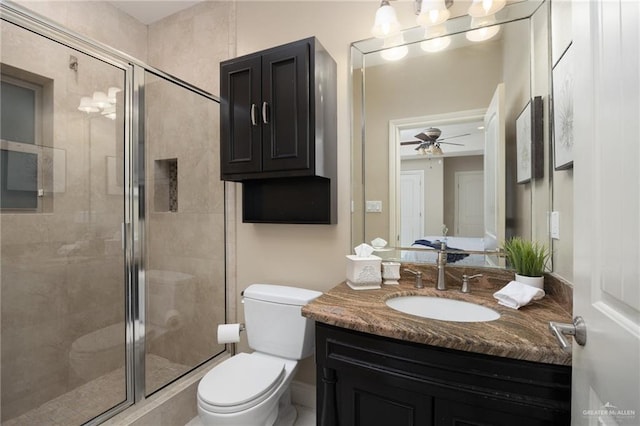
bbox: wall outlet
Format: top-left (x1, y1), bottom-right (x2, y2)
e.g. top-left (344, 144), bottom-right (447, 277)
top-left (550, 211), bottom-right (560, 239)
top-left (366, 200), bottom-right (382, 213)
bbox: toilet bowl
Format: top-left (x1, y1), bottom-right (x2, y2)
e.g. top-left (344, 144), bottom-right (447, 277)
top-left (198, 353), bottom-right (298, 426)
top-left (69, 269), bottom-right (192, 381)
top-left (197, 284), bottom-right (321, 426)
top-left (69, 322), bottom-right (125, 381)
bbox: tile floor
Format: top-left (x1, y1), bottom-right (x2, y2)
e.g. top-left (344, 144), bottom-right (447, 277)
top-left (185, 404), bottom-right (316, 426)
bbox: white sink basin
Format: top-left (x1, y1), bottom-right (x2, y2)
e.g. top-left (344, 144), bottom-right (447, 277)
top-left (385, 296), bottom-right (500, 322)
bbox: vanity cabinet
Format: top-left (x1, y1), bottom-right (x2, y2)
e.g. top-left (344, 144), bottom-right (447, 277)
top-left (220, 37), bottom-right (336, 181)
top-left (316, 323), bottom-right (571, 426)
top-left (220, 37), bottom-right (337, 224)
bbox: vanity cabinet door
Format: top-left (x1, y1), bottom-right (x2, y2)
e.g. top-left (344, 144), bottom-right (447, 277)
top-left (337, 372), bottom-right (432, 426)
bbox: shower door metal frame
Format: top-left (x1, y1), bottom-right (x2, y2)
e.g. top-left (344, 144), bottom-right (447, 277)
top-left (0, 1), bottom-right (222, 424)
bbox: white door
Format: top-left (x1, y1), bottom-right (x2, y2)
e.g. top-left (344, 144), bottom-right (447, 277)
top-left (455, 171), bottom-right (484, 237)
top-left (399, 170), bottom-right (423, 247)
top-left (483, 84), bottom-right (505, 256)
top-left (570, 0), bottom-right (640, 423)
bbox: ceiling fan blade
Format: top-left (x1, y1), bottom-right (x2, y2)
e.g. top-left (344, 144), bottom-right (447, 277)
top-left (437, 141), bottom-right (465, 146)
top-left (400, 140), bottom-right (422, 145)
top-left (414, 132), bottom-right (438, 142)
top-left (438, 132), bottom-right (471, 141)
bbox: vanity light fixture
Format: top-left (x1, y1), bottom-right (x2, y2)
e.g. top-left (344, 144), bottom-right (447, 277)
top-left (420, 24), bottom-right (451, 52)
top-left (381, 33), bottom-right (409, 61)
top-left (421, 36), bottom-right (451, 52)
top-left (371, 0), bottom-right (401, 39)
top-left (466, 14), bottom-right (501, 42)
top-left (467, 0), bottom-right (506, 18)
top-left (416, 0), bottom-right (451, 27)
top-left (78, 86), bottom-right (121, 118)
top-left (78, 96), bottom-right (99, 113)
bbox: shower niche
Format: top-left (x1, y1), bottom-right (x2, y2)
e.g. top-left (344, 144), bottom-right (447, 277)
top-left (154, 158), bottom-right (178, 213)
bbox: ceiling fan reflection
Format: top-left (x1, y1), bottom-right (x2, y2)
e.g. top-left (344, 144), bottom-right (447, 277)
top-left (400, 127), bottom-right (470, 155)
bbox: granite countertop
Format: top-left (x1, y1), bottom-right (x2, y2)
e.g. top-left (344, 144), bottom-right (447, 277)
top-left (302, 264), bottom-right (573, 366)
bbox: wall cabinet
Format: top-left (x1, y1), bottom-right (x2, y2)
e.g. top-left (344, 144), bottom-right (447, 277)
top-left (316, 323), bottom-right (571, 426)
top-left (220, 37), bottom-right (335, 180)
top-left (220, 37), bottom-right (336, 223)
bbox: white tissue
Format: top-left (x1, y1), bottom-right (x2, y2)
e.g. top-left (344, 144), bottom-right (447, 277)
top-left (371, 238), bottom-right (387, 249)
top-left (493, 281), bottom-right (545, 309)
top-left (217, 323), bottom-right (241, 344)
top-left (354, 243), bottom-right (375, 257)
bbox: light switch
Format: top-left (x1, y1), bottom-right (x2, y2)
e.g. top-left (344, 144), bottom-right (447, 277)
top-left (550, 211), bottom-right (560, 239)
top-left (366, 200), bottom-right (382, 213)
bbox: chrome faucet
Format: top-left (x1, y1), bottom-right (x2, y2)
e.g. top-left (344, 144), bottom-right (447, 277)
top-left (404, 269), bottom-right (423, 289)
top-left (461, 274), bottom-right (483, 293)
top-left (436, 241), bottom-right (447, 290)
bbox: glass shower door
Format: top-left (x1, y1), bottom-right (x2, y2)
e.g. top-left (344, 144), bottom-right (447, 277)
top-left (1, 19), bottom-right (129, 425)
top-left (143, 70), bottom-right (226, 395)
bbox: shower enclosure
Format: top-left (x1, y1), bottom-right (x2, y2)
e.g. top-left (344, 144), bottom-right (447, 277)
top-left (0, 3), bottom-right (226, 425)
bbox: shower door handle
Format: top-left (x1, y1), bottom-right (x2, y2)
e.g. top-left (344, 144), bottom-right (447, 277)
top-left (262, 102), bottom-right (269, 124)
top-left (250, 104), bottom-right (258, 126)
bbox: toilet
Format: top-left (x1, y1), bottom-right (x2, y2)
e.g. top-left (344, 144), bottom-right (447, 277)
top-left (197, 284), bottom-right (322, 426)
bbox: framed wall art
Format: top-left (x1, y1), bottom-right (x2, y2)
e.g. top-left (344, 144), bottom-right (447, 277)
top-left (516, 96), bottom-right (544, 184)
top-left (552, 43), bottom-right (574, 170)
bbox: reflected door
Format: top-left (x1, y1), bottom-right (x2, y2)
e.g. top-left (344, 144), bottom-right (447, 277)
top-left (400, 171), bottom-right (423, 247)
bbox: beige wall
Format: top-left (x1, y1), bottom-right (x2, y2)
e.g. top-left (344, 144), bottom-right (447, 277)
top-left (233, 1), bottom-right (376, 384)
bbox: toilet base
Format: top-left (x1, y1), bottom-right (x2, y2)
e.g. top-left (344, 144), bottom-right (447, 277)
top-left (274, 388), bottom-right (297, 426)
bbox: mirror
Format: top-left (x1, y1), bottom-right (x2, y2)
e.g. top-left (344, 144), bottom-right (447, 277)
top-left (351, 0), bottom-right (552, 267)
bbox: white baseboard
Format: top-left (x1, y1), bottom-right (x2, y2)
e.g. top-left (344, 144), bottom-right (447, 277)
top-left (291, 381), bottom-right (316, 409)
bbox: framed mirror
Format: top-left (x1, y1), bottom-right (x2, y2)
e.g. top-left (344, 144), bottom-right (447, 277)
top-left (351, 0), bottom-right (552, 268)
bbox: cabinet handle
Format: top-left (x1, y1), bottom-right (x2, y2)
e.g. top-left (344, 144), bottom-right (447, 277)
top-left (262, 101), bottom-right (269, 124)
top-left (250, 104), bottom-right (258, 126)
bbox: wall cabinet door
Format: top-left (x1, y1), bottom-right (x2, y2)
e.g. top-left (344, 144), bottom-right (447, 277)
top-left (220, 55), bottom-right (262, 176)
top-left (261, 42), bottom-right (311, 173)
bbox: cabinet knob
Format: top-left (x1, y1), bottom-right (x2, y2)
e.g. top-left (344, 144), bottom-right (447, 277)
top-left (262, 101), bottom-right (270, 124)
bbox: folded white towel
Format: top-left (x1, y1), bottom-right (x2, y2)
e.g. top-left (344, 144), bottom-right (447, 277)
top-left (493, 280), bottom-right (545, 309)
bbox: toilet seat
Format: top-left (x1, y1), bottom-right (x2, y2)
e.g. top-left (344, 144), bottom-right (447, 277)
top-left (198, 353), bottom-right (285, 414)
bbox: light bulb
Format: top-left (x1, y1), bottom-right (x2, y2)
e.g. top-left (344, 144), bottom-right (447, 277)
top-left (380, 34), bottom-right (408, 61)
top-left (371, 1), bottom-right (401, 38)
top-left (78, 97), bottom-right (99, 113)
top-left (468, 0), bottom-right (506, 17)
top-left (91, 91), bottom-right (111, 109)
top-left (417, 0), bottom-right (450, 27)
top-left (466, 15), bottom-right (501, 42)
top-left (421, 36), bottom-right (451, 52)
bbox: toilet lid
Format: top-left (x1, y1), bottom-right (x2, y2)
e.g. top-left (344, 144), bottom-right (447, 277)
top-left (198, 353), bottom-right (285, 408)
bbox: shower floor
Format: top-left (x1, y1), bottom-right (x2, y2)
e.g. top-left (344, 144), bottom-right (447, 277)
top-left (3, 354), bottom-right (188, 426)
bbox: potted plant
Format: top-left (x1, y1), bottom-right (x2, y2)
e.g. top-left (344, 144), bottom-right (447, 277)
top-left (501, 237), bottom-right (550, 289)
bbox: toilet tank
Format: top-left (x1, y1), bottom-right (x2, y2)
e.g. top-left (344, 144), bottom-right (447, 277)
top-left (243, 284), bottom-right (322, 360)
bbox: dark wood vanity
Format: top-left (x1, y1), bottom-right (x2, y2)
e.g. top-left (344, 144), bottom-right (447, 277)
top-left (303, 266), bottom-right (573, 426)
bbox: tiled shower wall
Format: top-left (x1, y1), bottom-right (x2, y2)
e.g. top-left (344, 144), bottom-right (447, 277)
top-left (2, 0), bottom-right (234, 422)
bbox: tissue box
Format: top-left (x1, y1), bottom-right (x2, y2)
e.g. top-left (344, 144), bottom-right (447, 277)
top-left (346, 254), bottom-right (382, 290)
